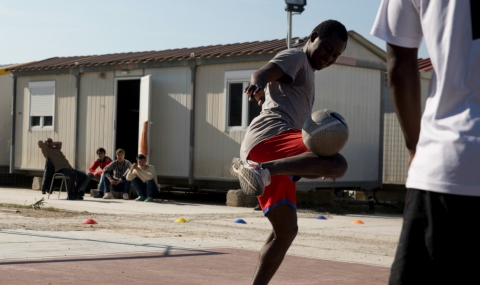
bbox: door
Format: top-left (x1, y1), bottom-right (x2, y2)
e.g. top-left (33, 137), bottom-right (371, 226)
top-left (138, 75), bottom-right (152, 161)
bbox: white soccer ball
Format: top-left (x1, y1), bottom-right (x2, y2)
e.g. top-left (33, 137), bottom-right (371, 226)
top-left (302, 109), bottom-right (349, 156)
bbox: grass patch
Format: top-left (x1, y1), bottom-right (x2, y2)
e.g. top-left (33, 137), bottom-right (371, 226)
top-left (0, 202), bottom-right (89, 215)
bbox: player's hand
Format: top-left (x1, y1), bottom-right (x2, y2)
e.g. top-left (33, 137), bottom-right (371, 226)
top-left (244, 84), bottom-right (265, 106)
top-left (131, 163), bottom-right (137, 171)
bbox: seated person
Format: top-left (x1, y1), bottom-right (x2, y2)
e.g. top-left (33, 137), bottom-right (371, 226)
top-left (79, 147), bottom-right (112, 193)
top-left (94, 148), bottom-right (132, 200)
top-left (126, 154), bottom-right (159, 202)
top-left (38, 138), bottom-right (87, 200)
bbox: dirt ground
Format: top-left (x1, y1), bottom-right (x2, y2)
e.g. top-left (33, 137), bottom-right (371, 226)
top-left (0, 196), bottom-right (400, 267)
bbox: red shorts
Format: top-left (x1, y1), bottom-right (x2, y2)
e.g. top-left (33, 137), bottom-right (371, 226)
top-left (247, 129), bottom-right (309, 215)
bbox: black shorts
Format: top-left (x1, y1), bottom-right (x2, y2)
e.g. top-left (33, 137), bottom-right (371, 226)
top-left (389, 188), bottom-right (480, 285)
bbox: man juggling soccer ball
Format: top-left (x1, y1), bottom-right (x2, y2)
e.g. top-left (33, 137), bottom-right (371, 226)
top-left (231, 20), bottom-right (349, 284)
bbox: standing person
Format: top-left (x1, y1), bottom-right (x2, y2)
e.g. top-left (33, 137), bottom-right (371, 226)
top-left (371, 1), bottom-right (480, 284)
top-left (126, 154), bottom-right (160, 202)
top-left (231, 20), bottom-right (348, 285)
top-left (94, 148), bottom-right (132, 200)
top-left (37, 138), bottom-right (87, 200)
top-left (78, 147), bottom-right (112, 194)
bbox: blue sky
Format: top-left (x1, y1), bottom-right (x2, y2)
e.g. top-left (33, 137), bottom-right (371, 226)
top-left (0, 0), bottom-right (428, 64)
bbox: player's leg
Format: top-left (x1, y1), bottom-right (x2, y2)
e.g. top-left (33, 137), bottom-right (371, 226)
top-left (388, 189), bottom-right (432, 284)
top-left (232, 130), bottom-right (348, 196)
top-left (251, 204), bottom-right (297, 285)
top-left (57, 168), bottom-right (78, 199)
top-left (79, 172), bottom-right (94, 194)
top-left (263, 151), bottom-right (347, 178)
top-left (244, 131), bottom-right (301, 283)
top-left (73, 169), bottom-right (87, 196)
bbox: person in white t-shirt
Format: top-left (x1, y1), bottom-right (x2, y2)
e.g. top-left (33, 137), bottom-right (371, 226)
top-left (371, 0), bottom-right (480, 284)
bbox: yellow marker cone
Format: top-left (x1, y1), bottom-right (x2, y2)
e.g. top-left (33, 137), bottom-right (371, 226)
top-left (352, 219), bottom-right (364, 224)
top-left (175, 217), bottom-right (188, 223)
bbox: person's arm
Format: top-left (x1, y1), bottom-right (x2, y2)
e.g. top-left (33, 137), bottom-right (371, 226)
top-left (244, 62), bottom-right (288, 106)
top-left (52, 141), bottom-right (62, 150)
top-left (121, 161), bottom-right (132, 178)
top-left (136, 165), bottom-right (156, 181)
top-left (103, 161), bottom-right (115, 180)
top-left (386, 43), bottom-right (421, 166)
top-left (125, 162), bottom-right (137, 181)
top-left (88, 160), bottom-right (100, 175)
top-left (38, 141), bottom-right (49, 158)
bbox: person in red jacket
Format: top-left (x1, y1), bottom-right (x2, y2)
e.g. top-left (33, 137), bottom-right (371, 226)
top-left (79, 147), bottom-right (112, 194)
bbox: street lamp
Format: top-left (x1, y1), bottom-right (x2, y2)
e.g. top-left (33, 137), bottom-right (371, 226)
top-left (285, 0), bottom-right (307, 49)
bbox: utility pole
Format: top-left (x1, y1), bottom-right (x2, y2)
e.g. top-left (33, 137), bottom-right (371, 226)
top-left (285, 0), bottom-right (307, 49)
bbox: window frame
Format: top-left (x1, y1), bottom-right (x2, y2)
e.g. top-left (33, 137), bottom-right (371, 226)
top-left (28, 81), bottom-right (55, 130)
top-left (224, 70), bottom-right (260, 131)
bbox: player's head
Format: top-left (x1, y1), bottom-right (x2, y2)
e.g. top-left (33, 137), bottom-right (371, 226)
top-left (136, 153), bottom-right (147, 167)
top-left (96, 147), bottom-right (106, 160)
top-left (44, 138), bottom-right (54, 148)
top-left (116, 148), bottom-right (125, 161)
top-left (304, 20), bottom-right (348, 71)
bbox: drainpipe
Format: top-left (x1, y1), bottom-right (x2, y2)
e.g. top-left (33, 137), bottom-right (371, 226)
top-left (188, 60), bottom-right (197, 186)
top-left (9, 74), bottom-right (17, 173)
top-left (74, 71), bottom-right (81, 169)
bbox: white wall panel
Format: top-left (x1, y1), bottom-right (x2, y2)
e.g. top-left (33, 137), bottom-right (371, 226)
top-left (194, 61), bottom-right (268, 179)
top-left (382, 71), bottom-right (432, 184)
top-left (15, 74), bottom-right (77, 170)
top-left (296, 65), bottom-right (382, 187)
top-left (77, 71), bottom-right (115, 171)
top-left (0, 75), bottom-right (13, 166)
top-left (145, 67), bottom-right (191, 177)
top-left (341, 37), bottom-right (383, 62)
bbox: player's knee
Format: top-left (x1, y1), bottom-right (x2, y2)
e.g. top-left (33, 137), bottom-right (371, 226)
top-left (276, 224), bottom-right (298, 244)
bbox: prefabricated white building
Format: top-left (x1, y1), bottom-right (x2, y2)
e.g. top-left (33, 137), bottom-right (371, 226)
top-left (0, 66), bottom-right (14, 168)
top-left (0, 62), bottom-right (35, 172)
top-left (6, 31), bottom-right (431, 191)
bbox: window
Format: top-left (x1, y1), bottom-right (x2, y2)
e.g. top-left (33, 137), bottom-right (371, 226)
top-left (29, 81), bottom-right (55, 130)
top-left (225, 70), bottom-right (262, 130)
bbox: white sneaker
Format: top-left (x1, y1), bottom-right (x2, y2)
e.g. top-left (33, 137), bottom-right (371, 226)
top-left (230, 158), bottom-right (271, 197)
top-left (103, 192), bottom-right (113, 199)
top-left (123, 193), bottom-right (129, 200)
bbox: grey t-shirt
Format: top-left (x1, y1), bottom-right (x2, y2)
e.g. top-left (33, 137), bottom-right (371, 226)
top-left (240, 49), bottom-right (315, 160)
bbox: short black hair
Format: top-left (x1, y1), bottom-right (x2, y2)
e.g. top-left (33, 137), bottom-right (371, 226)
top-left (96, 147), bottom-right (106, 154)
top-left (313, 20), bottom-right (348, 42)
top-left (136, 154), bottom-right (146, 160)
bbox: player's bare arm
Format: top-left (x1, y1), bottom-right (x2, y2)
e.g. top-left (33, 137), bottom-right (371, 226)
top-left (244, 62), bottom-right (291, 106)
top-left (53, 141), bottom-right (62, 150)
top-left (386, 43), bottom-right (421, 166)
